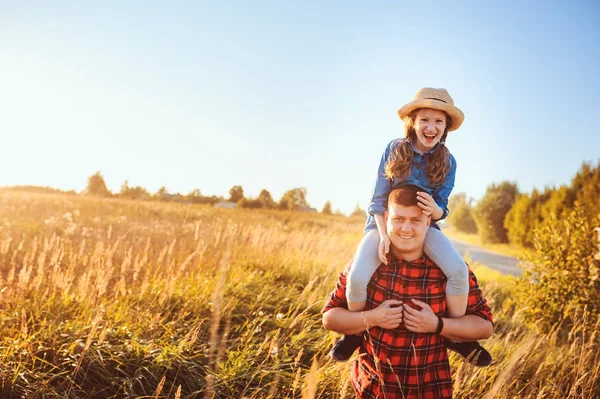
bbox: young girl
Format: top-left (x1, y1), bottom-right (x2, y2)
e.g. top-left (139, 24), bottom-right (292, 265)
top-left (331, 87), bottom-right (491, 366)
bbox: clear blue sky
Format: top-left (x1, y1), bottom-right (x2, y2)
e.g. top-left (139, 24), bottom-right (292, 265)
top-left (2, 1), bottom-right (599, 214)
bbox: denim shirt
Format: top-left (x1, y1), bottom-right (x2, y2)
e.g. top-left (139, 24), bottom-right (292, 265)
top-left (365, 138), bottom-right (457, 232)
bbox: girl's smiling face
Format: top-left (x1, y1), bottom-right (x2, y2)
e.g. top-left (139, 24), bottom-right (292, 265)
top-left (412, 108), bottom-right (448, 153)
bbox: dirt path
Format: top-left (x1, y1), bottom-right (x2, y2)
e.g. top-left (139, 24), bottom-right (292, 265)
top-left (449, 238), bottom-right (522, 276)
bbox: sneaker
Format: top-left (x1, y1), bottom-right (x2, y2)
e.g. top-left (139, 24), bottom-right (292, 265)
top-left (446, 341), bottom-right (493, 367)
top-left (329, 334), bottom-right (363, 362)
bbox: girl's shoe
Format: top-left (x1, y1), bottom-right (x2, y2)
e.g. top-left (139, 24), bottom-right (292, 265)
top-left (446, 341), bottom-right (493, 367)
top-left (329, 334), bottom-right (362, 362)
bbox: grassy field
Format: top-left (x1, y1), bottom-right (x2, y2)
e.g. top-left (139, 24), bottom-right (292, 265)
top-left (0, 191), bottom-right (598, 398)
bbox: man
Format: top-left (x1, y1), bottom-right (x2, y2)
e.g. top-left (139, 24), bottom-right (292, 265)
top-left (322, 185), bottom-right (493, 399)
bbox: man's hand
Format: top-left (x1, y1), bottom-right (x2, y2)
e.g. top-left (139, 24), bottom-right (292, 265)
top-left (378, 234), bottom-right (391, 265)
top-left (416, 191), bottom-right (442, 220)
top-left (403, 299), bottom-right (439, 333)
top-left (370, 299), bottom-right (403, 329)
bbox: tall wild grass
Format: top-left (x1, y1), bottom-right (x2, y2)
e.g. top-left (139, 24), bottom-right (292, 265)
top-left (0, 191), bottom-right (598, 398)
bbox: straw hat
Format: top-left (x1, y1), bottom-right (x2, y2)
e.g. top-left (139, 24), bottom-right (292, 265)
top-left (397, 88), bottom-right (464, 131)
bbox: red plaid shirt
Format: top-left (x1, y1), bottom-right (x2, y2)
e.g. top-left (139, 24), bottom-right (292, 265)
top-left (323, 255), bottom-right (493, 399)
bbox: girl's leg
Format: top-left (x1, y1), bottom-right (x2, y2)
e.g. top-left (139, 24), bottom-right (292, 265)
top-left (425, 227), bottom-right (493, 367)
top-left (424, 227), bottom-right (469, 317)
top-left (346, 229), bottom-right (381, 311)
top-left (330, 229), bottom-right (380, 362)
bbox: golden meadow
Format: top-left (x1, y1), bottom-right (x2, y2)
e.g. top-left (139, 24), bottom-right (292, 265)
top-left (0, 191), bottom-right (598, 398)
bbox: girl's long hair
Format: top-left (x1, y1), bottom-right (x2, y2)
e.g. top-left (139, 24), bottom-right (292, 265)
top-left (384, 109), bottom-right (453, 186)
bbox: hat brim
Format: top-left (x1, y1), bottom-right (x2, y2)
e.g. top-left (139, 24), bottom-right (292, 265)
top-left (397, 99), bottom-right (464, 131)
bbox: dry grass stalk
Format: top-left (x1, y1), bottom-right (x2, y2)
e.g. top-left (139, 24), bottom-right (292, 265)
top-left (484, 335), bottom-right (536, 399)
top-left (292, 367), bottom-right (303, 396)
top-left (216, 313), bottom-right (232, 366)
top-left (153, 374), bottom-right (167, 398)
top-left (302, 357), bottom-right (319, 399)
top-left (20, 310), bottom-right (28, 339)
top-left (268, 372), bottom-right (281, 397)
top-left (205, 245), bottom-right (231, 396)
top-left (67, 308), bottom-right (105, 397)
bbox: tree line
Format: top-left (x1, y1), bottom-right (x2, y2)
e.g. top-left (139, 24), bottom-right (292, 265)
top-left (85, 172), bottom-right (366, 217)
top-left (447, 160), bottom-right (600, 246)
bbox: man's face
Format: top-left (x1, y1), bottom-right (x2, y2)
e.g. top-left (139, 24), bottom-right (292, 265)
top-left (385, 202), bottom-right (431, 260)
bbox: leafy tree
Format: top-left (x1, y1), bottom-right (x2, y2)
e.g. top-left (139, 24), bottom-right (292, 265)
top-left (86, 171), bottom-right (111, 197)
top-left (322, 201), bottom-right (333, 215)
top-left (447, 193), bottom-right (477, 234)
top-left (447, 193), bottom-right (468, 214)
top-left (186, 189), bottom-right (203, 204)
top-left (449, 203), bottom-right (477, 234)
top-left (202, 195), bottom-right (222, 206)
top-left (504, 193), bottom-right (531, 247)
top-left (237, 197), bottom-right (262, 209)
top-left (237, 189), bottom-right (276, 209)
top-left (257, 189), bottom-right (276, 209)
top-left (119, 180), bottom-right (150, 200)
top-left (185, 189), bottom-right (223, 205)
top-left (350, 203), bottom-right (366, 218)
top-left (505, 188), bottom-right (554, 247)
top-left (540, 185), bottom-right (574, 221)
top-left (154, 186), bottom-right (170, 201)
top-left (517, 204), bottom-right (600, 335)
top-left (278, 188), bottom-right (308, 210)
top-left (229, 185), bottom-right (245, 203)
top-left (571, 160), bottom-right (600, 218)
top-left (473, 181), bottom-right (519, 243)
top-left (169, 192), bottom-right (185, 202)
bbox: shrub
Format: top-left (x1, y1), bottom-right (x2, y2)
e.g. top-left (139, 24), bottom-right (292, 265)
top-left (517, 203), bottom-right (600, 335)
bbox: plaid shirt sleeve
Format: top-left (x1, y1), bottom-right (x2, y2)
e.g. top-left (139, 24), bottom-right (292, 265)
top-left (322, 271), bottom-right (348, 313)
top-left (322, 260), bottom-right (353, 313)
top-left (464, 265), bottom-right (493, 323)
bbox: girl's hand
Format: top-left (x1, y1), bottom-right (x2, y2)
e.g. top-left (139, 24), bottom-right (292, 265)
top-left (379, 234), bottom-right (390, 265)
top-left (417, 192), bottom-right (442, 220)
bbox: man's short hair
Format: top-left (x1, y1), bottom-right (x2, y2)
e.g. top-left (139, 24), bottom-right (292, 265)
top-left (388, 185), bottom-right (421, 208)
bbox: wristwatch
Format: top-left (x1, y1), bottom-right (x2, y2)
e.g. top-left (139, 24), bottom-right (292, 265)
top-left (436, 315), bottom-right (444, 334)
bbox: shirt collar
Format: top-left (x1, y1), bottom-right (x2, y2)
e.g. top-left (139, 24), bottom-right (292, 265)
top-left (389, 253), bottom-right (429, 266)
top-left (408, 139), bottom-right (441, 156)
